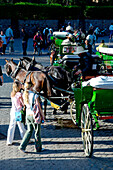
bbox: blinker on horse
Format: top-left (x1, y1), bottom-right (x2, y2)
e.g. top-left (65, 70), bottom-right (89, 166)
top-left (5, 58), bottom-right (51, 97)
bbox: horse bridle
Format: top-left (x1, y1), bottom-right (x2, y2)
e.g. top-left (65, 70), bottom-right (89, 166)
top-left (9, 65), bottom-right (21, 79)
top-left (7, 63), bottom-right (31, 85)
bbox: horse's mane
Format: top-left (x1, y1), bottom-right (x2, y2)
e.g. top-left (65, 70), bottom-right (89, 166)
top-left (11, 60), bottom-right (17, 65)
top-left (23, 57), bottom-right (32, 62)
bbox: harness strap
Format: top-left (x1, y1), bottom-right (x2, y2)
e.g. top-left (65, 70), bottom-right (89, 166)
top-left (10, 66), bottom-right (21, 79)
top-left (23, 71), bottom-right (31, 84)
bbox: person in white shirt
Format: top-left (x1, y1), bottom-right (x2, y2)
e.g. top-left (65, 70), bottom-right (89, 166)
top-left (0, 30), bottom-right (7, 54)
top-left (85, 30), bottom-right (94, 53)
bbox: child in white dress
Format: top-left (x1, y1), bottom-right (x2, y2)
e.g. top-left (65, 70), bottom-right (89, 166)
top-left (7, 81), bottom-right (26, 145)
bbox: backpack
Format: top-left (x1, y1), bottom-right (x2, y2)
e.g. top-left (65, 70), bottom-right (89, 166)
top-left (31, 93), bottom-right (41, 124)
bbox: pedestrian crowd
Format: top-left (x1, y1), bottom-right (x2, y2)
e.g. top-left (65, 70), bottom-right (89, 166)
top-left (20, 25), bottom-right (54, 56)
top-left (0, 24), bottom-right (53, 56)
top-left (0, 25), bottom-right (14, 55)
top-left (0, 22), bottom-right (111, 56)
top-left (59, 22), bottom-right (113, 54)
top-left (59, 22), bottom-right (108, 54)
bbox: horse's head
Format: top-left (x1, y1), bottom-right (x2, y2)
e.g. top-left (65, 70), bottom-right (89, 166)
top-left (20, 56), bottom-right (37, 71)
top-left (20, 57), bottom-right (31, 70)
top-left (5, 58), bottom-right (17, 76)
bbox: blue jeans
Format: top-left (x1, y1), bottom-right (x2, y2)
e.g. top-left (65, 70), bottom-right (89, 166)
top-left (19, 115), bottom-right (42, 152)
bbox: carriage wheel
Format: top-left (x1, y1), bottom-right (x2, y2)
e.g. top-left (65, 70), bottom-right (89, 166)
top-left (70, 100), bottom-right (76, 125)
top-left (81, 104), bottom-right (93, 157)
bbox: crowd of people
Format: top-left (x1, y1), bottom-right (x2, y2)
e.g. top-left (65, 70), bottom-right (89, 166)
top-left (0, 25), bottom-right (14, 55)
top-left (0, 22), bottom-right (111, 57)
top-left (0, 24), bottom-right (54, 56)
top-left (59, 22), bottom-right (108, 54)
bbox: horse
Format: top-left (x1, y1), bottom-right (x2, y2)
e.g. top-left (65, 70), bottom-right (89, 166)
top-left (18, 56), bottom-right (74, 114)
top-left (5, 58), bottom-right (51, 117)
top-left (19, 56), bottom-right (44, 71)
top-left (19, 56), bottom-right (72, 89)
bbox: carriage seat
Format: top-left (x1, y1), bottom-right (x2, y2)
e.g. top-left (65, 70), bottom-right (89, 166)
top-left (62, 55), bottom-right (80, 61)
top-left (82, 76), bottom-right (113, 89)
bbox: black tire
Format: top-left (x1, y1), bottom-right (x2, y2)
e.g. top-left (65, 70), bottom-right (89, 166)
top-left (70, 100), bottom-right (76, 125)
top-left (81, 104), bottom-right (93, 157)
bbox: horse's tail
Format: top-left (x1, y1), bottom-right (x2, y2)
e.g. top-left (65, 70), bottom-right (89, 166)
top-left (44, 76), bottom-right (51, 97)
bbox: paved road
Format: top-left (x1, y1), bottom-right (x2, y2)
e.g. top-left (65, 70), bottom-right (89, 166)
top-left (0, 37), bottom-right (113, 170)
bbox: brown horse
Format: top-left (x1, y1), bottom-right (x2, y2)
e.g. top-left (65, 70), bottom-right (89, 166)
top-left (5, 58), bottom-right (51, 104)
top-left (19, 56), bottom-right (71, 89)
top-left (18, 57), bottom-right (72, 115)
top-left (5, 59), bottom-right (51, 96)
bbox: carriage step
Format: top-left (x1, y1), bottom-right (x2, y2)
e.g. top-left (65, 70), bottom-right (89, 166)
top-left (99, 116), bottom-right (113, 120)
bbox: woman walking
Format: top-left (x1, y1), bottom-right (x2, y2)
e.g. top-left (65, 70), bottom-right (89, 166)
top-left (19, 82), bottom-right (44, 153)
top-left (7, 81), bottom-right (26, 145)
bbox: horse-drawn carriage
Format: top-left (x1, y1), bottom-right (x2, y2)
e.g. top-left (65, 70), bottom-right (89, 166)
top-left (71, 79), bottom-right (113, 157)
top-left (4, 33), bottom-right (113, 157)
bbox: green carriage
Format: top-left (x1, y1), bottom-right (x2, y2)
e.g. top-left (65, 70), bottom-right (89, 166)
top-left (70, 83), bottom-right (113, 157)
top-left (50, 33), bottom-right (113, 157)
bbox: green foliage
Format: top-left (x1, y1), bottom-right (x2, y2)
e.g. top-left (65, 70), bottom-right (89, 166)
top-left (0, 3), bottom-right (113, 20)
top-left (0, 3), bottom-right (81, 19)
top-left (85, 6), bottom-right (113, 19)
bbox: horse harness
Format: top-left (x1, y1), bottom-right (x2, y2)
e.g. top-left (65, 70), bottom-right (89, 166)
top-left (9, 65), bottom-right (32, 85)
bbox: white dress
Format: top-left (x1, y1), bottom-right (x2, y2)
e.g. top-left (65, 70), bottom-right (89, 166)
top-left (7, 92), bottom-right (26, 145)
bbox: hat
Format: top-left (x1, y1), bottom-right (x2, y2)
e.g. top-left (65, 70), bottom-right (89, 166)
top-left (73, 46), bottom-right (88, 55)
top-left (66, 26), bottom-right (73, 31)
